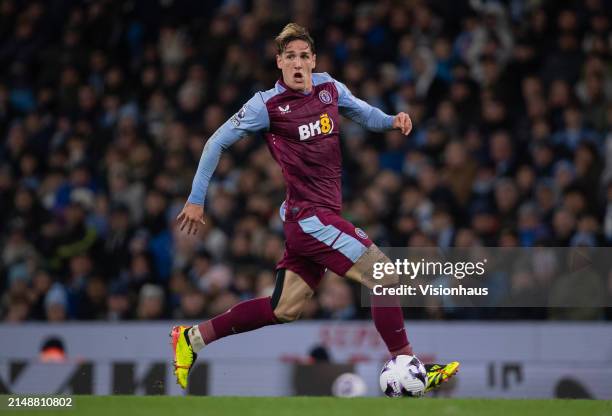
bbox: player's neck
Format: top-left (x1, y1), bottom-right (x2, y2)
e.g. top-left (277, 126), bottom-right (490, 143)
top-left (281, 77), bottom-right (312, 95)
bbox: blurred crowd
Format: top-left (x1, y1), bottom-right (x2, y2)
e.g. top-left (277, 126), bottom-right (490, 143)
top-left (1, 0), bottom-right (611, 323)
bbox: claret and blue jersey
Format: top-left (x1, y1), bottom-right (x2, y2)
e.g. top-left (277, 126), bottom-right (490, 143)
top-left (188, 72), bottom-right (394, 220)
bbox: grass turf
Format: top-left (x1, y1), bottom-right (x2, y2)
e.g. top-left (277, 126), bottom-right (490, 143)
top-left (2, 396), bottom-right (611, 416)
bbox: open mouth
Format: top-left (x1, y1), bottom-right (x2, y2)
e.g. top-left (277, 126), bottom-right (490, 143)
top-left (293, 72), bottom-right (303, 82)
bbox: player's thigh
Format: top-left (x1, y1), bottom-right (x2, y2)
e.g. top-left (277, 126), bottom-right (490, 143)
top-left (294, 211), bottom-right (396, 288)
top-left (271, 268), bottom-right (315, 322)
top-left (276, 243), bottom-right (327, 290)
top-left (344, 244), bottom-right (398, 289)
top-left (293, 211), bottom-right (372, 277)
top-left (283, 211), bottom-right (396, 289)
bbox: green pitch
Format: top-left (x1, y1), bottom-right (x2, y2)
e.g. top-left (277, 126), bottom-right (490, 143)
top-left (4, 396), bottom-right (612, 416)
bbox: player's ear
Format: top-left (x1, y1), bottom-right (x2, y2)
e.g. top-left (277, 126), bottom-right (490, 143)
top-left (276, 54), bottom-right (282, 69)
top-left (311, 53), bottom-right (316, 69)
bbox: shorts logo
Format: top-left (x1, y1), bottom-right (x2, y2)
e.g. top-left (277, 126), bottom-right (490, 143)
top-left (319, 90), bottom-right (332, 104)
top-left (355, 228), bottom-right (368, 239)
top-left (298, 113), bottom-right (334, 140)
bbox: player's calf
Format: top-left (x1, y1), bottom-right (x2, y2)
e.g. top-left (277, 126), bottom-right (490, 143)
top-left (271, 269), bottom-right (314, 323)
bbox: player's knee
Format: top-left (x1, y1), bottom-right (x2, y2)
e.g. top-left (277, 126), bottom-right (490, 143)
top-left (361, 272), bottom-right (399, 289)
top-left (369, 253), bottom-right (399, 287)
top-left (273, 302), bottom-right (303, 323)
top-left (378, 271), bottom-right (400, 287)
top-left (348, 246), bottom-right (400, 288)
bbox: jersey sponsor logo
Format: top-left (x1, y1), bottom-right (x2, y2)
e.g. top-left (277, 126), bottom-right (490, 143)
top-left (319, 89), bottom-right (332, 104)
top-left (278, 104), bottom-right (291, 114)
top-left (298, 113), bottom-right (334, 140)
top-left (355, 228), bottom-right (368, 239)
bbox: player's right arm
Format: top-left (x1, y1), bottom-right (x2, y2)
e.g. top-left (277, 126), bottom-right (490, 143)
top-left (177, 93), bottom-right (269, 235)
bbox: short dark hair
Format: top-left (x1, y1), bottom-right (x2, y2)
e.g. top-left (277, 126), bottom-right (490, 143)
top-left (275, 23), bottom-right (315, 54)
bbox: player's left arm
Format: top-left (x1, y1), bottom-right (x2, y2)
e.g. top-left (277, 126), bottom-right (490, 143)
top-left (334, 79), bottom-right (412, 135)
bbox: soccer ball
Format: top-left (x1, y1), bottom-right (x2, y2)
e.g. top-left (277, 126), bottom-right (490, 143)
top-left (331, 373), bottom-right (367, 397)
top-left (379, 355), bottom-right (427, 397)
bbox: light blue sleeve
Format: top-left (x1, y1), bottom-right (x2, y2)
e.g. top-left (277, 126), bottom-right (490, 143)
top-left (333, 79), bottom-right (394, 132)
top-left (187, 93), bottom-right (269, 205)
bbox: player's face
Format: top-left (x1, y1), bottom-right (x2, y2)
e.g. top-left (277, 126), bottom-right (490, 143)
top-left (277, 39), bottom-right (316, 93)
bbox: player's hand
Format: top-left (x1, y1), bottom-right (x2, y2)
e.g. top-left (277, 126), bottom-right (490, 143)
top-left (393, 112), bottom-right (412, 135)
top-left (176, 202), bottom-right (206, 236)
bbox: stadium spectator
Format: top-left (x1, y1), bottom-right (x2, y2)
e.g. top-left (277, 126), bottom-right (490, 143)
top-left (0, 0), bottom-right (610, 322)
